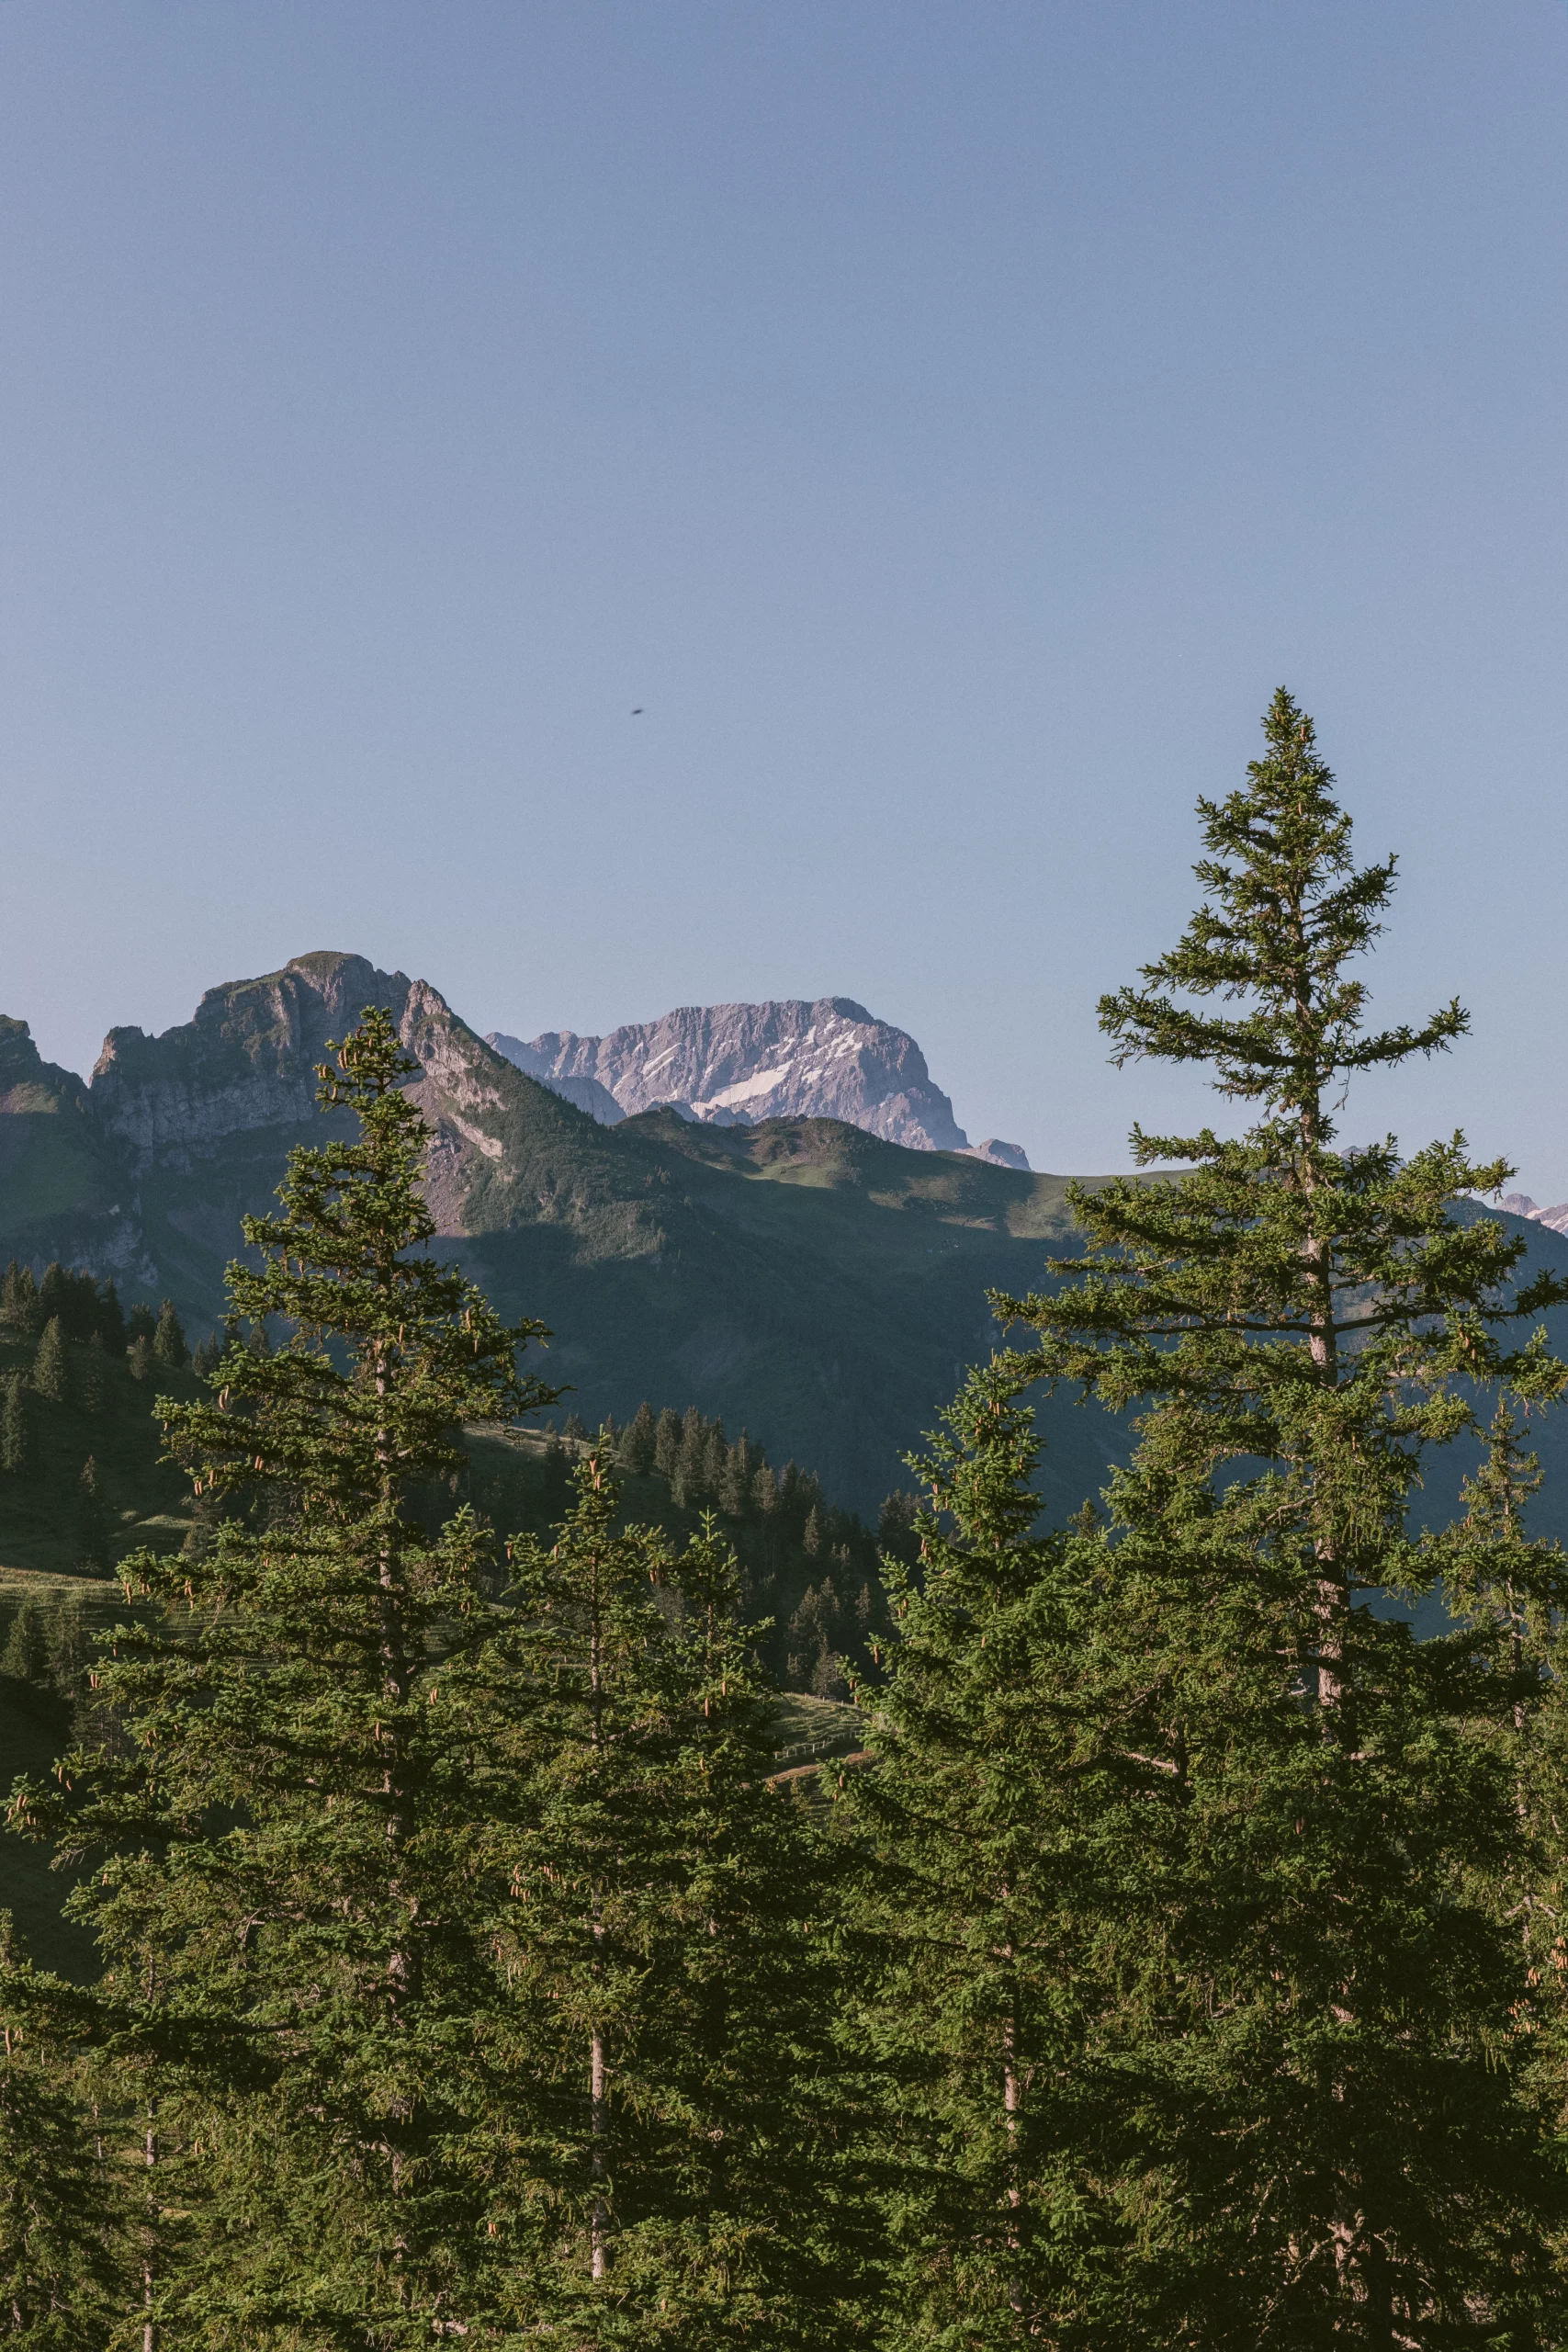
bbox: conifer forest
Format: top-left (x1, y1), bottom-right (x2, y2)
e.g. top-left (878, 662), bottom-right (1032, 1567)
top-left (9, 694), bottom-right (1568, 2347)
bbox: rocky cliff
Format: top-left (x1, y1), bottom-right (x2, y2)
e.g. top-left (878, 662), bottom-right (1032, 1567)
top-left (1499, 1192), bottom-right (1568, 1236)
top-left (487, 995), bottom-right (1029, 1163)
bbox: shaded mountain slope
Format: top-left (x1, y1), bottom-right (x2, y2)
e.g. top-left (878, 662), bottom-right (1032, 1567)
top-left (5, 951), bottom-right (1568, 1524)
top-left (0, 956), bottom-right (1112, 1510)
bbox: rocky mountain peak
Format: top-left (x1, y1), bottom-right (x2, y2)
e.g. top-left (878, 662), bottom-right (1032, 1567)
top-left (89, 953), bottom-right (420, 1166)
top-left (0, 1016), bottom-right (91, 1119)
top-left (962, 1138), bottom-right (1030, 1170)
top-left (486, 994), bottom-right (1021, 1161)
top-left (1499, 1191), bottom-right (1568, 1235)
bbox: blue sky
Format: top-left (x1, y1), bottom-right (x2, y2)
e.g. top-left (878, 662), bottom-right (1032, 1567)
top-left (3, 3), bottom-right (1565, 1183)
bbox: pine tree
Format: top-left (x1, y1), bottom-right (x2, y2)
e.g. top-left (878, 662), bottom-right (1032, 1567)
top-left (844, 1357), bottom-right (1130, 2337)
top-left (1, 1599), bottom-right (51, 1687)
top-left (74, 1458), bottom-right (110, 1576)
top-left (14, 1008), bottom-right (560, 2343)
top-left (96, 1280), bottom-right (126, 1360)
top-left (35, 1264), bottom-right (66, 1335)
top-left (77, 1335), bottom-right (107, 1417)
top-left (151, 1299), bottom-right (187, 1369)
top-left (751, 1462), bottom-right (780, 1518)
top-left (877, 1489), bottom-right (919, 1566)
top-left (0, 1919), bottom-right (126, 2347)
top-left (673, 1407), bottom-right (708, 1510)
top-left (480, 1446), bottom-right (878, 2342)
top-left (618, 1400), bottom-right (657, 1476)
top-left (990, 690), bottom-right (1568, 2337)
top-left (30, 1317), bottom-right (70, 1407)
top-left (717, 1434), bottom-right (751, 1518)
top-left (1425, 1394), bottom-right (1568, 2152)
top-left (653, 1406), bottom-right (682, 1478)
top-left (0, 1261), bottom-right (38, 1333)
top-left (703, 1416), bottom-right (728, 1498)
top-left (1, 1377), bottom-right (38, 1478)
top-left (126, 1334), bottom-right (154, 1385)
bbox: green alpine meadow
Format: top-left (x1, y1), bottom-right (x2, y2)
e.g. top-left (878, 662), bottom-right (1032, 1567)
top-left (8, 695), bottom-right (1568, 2345)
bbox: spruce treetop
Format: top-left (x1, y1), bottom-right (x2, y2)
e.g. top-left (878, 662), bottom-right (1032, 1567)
top-left (156, 1004), bottom-right (554, 1520)
top-left (1002, 694), bottom-right (1568, 1566)
top-left (1101, 686), bottom-right (1463, 1150)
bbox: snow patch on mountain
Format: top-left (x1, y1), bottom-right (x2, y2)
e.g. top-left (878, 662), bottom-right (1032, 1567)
top-left (486, 998), bottom-right (1022, 1162)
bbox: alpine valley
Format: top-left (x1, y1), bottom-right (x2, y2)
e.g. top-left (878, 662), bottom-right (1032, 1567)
top-left (3, 949), bottom-right (1565, 1529)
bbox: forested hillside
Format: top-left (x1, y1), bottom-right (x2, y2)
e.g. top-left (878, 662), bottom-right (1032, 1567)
top-left (7, 702), bottom-right (1568, 2346)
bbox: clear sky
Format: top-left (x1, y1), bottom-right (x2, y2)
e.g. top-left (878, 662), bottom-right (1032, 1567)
top-left (3, 3), bottom-right (1565, 1186)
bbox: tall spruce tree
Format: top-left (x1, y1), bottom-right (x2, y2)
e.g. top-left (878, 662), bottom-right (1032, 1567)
top-left (151, 1301), bottom-right (187, 1370)
top-left (1, 1599), bottom-right (52, 1689)
top-left (35, 1266), bottom-right (67, 1335)
top-left (985, 690), bottom-right (1568, 2341)
top-left (30, 1317), bottom-right (70, 1408)
top-left (617, 1401), bottom-right (657, 1476)
top-left (473, 1446), bottom-right (877, 2345)
top-left (1, 1376), bottom-right (38, 1478)
top-left (843, 1358), bottom-right (1141, 2342)
top-left (96, 1280), bottom-right (126, 1360)
top-left (13, 1008), bottom-right (559, 2345)
top-left (0, 1262), bottom-right (38, 1333)
top-left (74, 1457), bottom-right (111, 1575)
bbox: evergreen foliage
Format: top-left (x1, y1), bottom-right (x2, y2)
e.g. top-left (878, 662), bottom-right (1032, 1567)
top-left (29, 1319), bottom-right (70, 1408)
top-left (35, 1267), bottom-right (67, 1336)
top-left (96, 1282), bottom-right (126, 1360)
top-left (0, 1263), bottom-right (39, 1337)
top-left (0, 1599), bottom-right (51, 1688)
top-left (844, 1358), bottom-right (1132, 2338)
top-left (76, 1337), bottom-right (107, 1418)
top-left (979, 690), bottom-right (1568, 2337)
top-left (73, 1458), bottom-right (111, 1576)
top-left (0, 1920), bottom-right (124, 2348)
top-left (618, 1399), bottom-right (657, 1475)
top-left (13, 696), bottom-right (1568, 2341)
top-left (486, 1403), bottom-right (879, 1692)
top-left (1, 1376), bottom-right (38, 1478)
top-left (15, 1006), bottom-right (560, 2341)
top-left (473, 1445), bottom-right (876, 2343)
top-left (151, 1300), bottom-right (187, 1369)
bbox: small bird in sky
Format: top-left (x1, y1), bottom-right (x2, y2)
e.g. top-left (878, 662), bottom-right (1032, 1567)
top-left (631, 707), bottom-right (643, 715)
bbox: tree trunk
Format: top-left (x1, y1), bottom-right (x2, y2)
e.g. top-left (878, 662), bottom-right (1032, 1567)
top-left (590, 2028), bottom-right (609, 2283)
top-left (143, 2113), bottom-right (156, 2352)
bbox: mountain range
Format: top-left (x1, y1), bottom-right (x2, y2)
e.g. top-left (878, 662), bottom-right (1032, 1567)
top-left (486, 998), bottom-right (1031, 1168)
top-left (0, 955), bottom-right (1087, 1510)
top-left (4, 950), bottom-right (1565, 1529)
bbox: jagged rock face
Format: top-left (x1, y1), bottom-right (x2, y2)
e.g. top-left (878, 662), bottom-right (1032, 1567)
top-left (962, 1138), bottom-right (1031, 1171)
top-left (487, 997), bottom-right (972, 1154)
top-left (91, 954), bottom-right (418, 1169)
top-left (0, 1017), bottom-right (92, 1118)
top-left (1501, 1192), bottom-right (1568, 1235)
top-left (85, 952), bottom-right (529, 1235)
